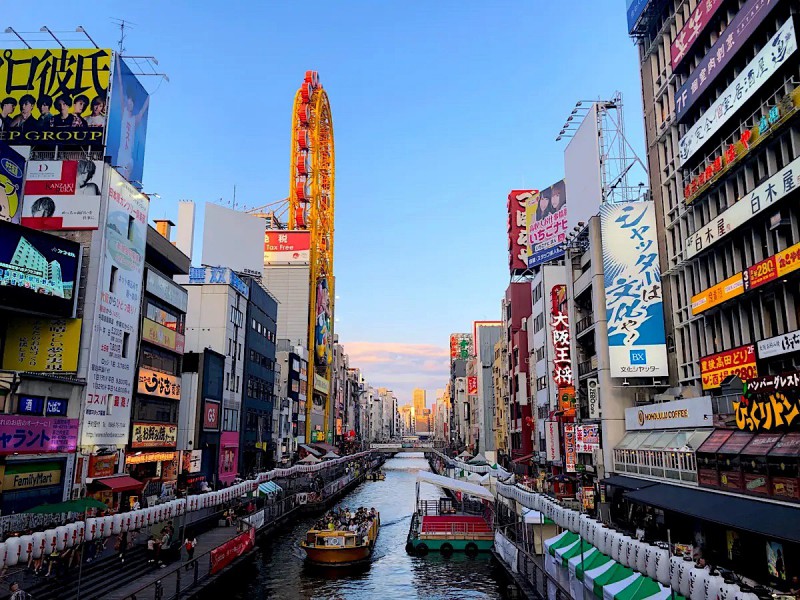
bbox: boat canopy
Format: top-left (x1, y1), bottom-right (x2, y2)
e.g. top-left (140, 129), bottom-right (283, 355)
top-left (416, 471), bottom-right (494, 502)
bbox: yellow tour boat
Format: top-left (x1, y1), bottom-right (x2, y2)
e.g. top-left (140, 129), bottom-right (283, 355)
top-left (300, 513), bottom-right (380, 566)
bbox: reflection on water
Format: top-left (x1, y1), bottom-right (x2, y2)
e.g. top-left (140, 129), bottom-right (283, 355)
top-left (198, 453), bottom-right (511, 599)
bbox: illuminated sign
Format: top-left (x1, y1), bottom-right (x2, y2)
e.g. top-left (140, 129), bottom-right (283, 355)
top-left (625, 397), bottom-right (713, 430)
top-left (679, 19), bottom-right (797, 164)
top-left (131, 423), bottom-right (177, 448)
top-left (203, 400), bottom-right (220, 431)
top-left (508, 190), bottom-right (533, 274)
top-left (137, 368), bottom-right (181, 400)
top-left (736, 372), bottom-right (800, 432)
top-left (125, 451), bottom-right (176, 465)
top-left (691, 273), bottom-right (744, 316)
top-left (700, 345), bottom-right (757, 391)
top-left (2, 317), bottom-right (81, 371)
top-left (550, 285), bottom-right (572, 387)
top-left (575, 424), bottom-right (600, 453)
top-left (564, 423), bottom-right (576, 473)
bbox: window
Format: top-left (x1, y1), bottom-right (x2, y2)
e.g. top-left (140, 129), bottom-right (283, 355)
top-left (142, 346), bottom-right (179, 375)
top-left (109, 265), bottom-right (118, 292)
top-left (146, 300), bottom-right (185, 334)
top-left (226, 372), bottom-right (230, 391)
top-left (127, 215), bottom-right (135, 241)
top-left (122, 332), bottom-right (130, 358)
top-left (133, 397), bottom-right (179, 423)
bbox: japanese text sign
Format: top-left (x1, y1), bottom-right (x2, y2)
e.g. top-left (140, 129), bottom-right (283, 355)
top-left (736, 371), bottom-right (800, 432)
top-left (700, 344), bottom-right (757, 390)
top-left (22, 160), bottom-right (104, 230)
top-left (626, 0), bottom-right (650, 33)
top-left (691, 273), bottom-right (744, 316)
top-left (508, 190), bottom-right (533, 274)
top-left (600, 202), bottom-right (668, 377)
top-left (678, 18), bottom-right (796, 163)
top-left (264, 230), bottom-right (310, 264)
top-left (671, 0), bottom-right (725, 71)
top-left (550, 284), bottom-right (573, 388)
top-left (576, 424), bottom-right (600, 453)
top-left (675, 0), bottom-right (781, 122)
top-left (449, 333), bottom-right (473, 360)
top-left (467, 376), bottom-right (478, 395)
top-left (564, 423), bottom-right (577, 472)
top-left (686, 155), bottom-right (800, 259)
top-left (526, 180), bottom-right (567, 268)
top-left (137, 368), bottom-right (181, 400)
top-left (131, 423), bottom-right (177, 448)
top-left (188, 266), bottom-right (250, 299)
top-left (0, 142), bottom-right (25, 223)
top-left (2, 317), bottom-right (81, 372)
top-left (0, 415), bottom-right (78, 454)
top-left (545, 421), bottom-right (561, 462)
top-left (0, 48), bottom-right (111, 146)
top-left (759, 329), bottom-right (800, 359)
top-left (142, 318), bottom-right (185, 353)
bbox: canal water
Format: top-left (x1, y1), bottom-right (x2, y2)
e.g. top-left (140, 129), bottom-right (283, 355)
top-left (198, 453), bottom-right (512, 599)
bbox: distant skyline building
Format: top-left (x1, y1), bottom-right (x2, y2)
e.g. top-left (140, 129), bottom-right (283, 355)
top-left (412, 388), bottom-right (426, 411)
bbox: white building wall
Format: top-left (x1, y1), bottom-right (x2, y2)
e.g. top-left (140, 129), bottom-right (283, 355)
top-left (262, 265), bottom-right (310, 348)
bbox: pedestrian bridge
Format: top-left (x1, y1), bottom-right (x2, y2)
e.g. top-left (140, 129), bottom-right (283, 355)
top-left (370, 442), bottom-right (445, 453)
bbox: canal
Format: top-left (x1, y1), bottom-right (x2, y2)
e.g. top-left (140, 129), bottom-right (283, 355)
top-left (197, 453), bottom-right (512, 599)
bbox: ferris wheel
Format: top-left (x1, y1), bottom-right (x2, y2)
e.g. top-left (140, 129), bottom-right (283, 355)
top-left (289, 71), bottom-right (335, 442)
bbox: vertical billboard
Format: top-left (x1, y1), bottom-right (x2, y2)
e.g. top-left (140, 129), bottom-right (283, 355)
top-left (564, 103), bottom-right (603, 231)
top-left (22, 160), bottom-right (104, 230)
top-left (0, 143), bottom-right (25, 223)
top-left (106, 55), bottom-right (150, 187)
top-left (526, 180), bottom-right (567, 268)
top-left (675, 0), bottom-right (781, 121)
top-left (600, 201), bottom-right (668, 377)
top-left (0, 219), bottom-right (80, 317)
top-left (202, 203), bottom-right (266, 277)
top-left (0, 48), bottom-right (111, 146)
top-left (670, 0), bottom-right (724, 71)
top-left (564, 423), bottom-right (577, 472)
top-left (314, 278), bottom-right (333, 367)
top-left (264, 230), bottom-right (311, 265)
top-left (507, 190), bottom-right (533, 274)
top-left (81, 167), bottom-right (148, 448)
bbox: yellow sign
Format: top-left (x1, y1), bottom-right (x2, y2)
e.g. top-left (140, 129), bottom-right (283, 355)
top-left (3, 467), bottom-right (61, 491)
top-left (2, 317), bottom-right (81, 372)
top-left (137, 368), bottom-right (181, 400)
top-left (131, 423), bottom-right (178, 448)
top-left (142, 319), bottom-right (185, 353)
top-left (125, 451), bottom-right (176, 465)
top-left (691, 273), bottom-right (743, 316)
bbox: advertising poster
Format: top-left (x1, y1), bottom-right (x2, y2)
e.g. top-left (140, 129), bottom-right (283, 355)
top-left (679, 20), bottom-right (797, 163)
top-left (507, 190), bottom-right (533, 274)
top-left (0, 219), bottom-right (80, 317)
top-left (22, 160), bottom-right (104, 230)
top-left (2, 317), bottom-right (81, 372)
top-left (0, 48), bottom-right (112, 146)
top-left (0, 142), bottom-right (25, 223)
top-left (675, 0), bottom-right (781, 121)
top-left (81, 167), bottom-right (148, 448)
top-left (600, 202), bottom-right (668, 377)
top-left (264, 230), bottom-right (311, 265)
top-left (181, 450), bottom-right (202, 474)
top-left (576, 424), bottom-right (600, 453)
top-left (0, 415), bottom-right (79, 454)
top-left (106, 55), bottom-right (150, 187)
top-left (315, 278), bottom-right (332, 368)
top-left (527, 180), bottom-right (567, 268)
top-left (219, 431), bottom-right (239, 484)
top-left (700, 344), bottom-right (757, 390)
top-left (767, 541), bottom-right (787, 581)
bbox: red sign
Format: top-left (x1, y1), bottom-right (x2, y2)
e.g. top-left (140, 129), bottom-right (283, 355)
top-left (670, 0), bottom-right (724, 70)
top-left (210, 528), bottom-right (255, 574)
top-left (203, 400), bottom-right (220, 430)
top-left (467, 376), bottom-right (478, 395)
top-left (744, 255), bottom-right (778, 290)
top-left (88, 453), bottom-right (116, 478)
top-left (507, 190), bottom-right (533, 274)
top-left (700, 345), bottom-right (757, 390)
top-left (550, 285), bottom-right (572, 388)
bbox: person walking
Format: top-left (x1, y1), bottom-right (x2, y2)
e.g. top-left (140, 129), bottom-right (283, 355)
top-left (117, 530), bottom-right (129, 564)
top-left (146, 535), bottom-right (156, 564)
top-left (184, 535), bottom-right (197, 571)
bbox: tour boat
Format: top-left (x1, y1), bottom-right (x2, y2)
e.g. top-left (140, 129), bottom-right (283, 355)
top-left (406, 472), bottom-right (495, 556)
top-left (368, 471), bottom-right (386, 481)
top-left (300, 513), bottom-right (380, 566)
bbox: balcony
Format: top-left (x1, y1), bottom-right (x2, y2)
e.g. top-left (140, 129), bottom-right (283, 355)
top-left (578, 357), bottom-right (598, 378)
top-left (576, 314), bottom-right (595, 337)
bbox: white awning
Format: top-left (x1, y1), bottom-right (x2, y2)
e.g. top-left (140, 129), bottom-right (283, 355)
top-left (416, 471), bottom-right (494, 502)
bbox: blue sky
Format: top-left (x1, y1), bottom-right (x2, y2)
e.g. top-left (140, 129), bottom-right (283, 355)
top-left (9, 2), bottom-right (645, 405)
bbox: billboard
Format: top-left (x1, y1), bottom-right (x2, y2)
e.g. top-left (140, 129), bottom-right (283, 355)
top-left (22, 160), bottom-right (104, 230)
top-left (81, 167), bottom-right (148, 448)
top-left (0, 416), bottom-right (79, 454)
top-left (736, 372), bottom-right (800, 432)
top-left (686, 155), bottom-right (800, 259)
top-left (564, 103), bottom-right (602, 230)
top-left (0, 48), bottom-right (112, 146)
top-left (624, 397), bottom-right (713, 430)
top-left (507, 190), bottom-right (533, 274)
top-left (142, 318), bottom-right (185, 353)
top-left (0, 219), bottom-right (80, 317)
top-left (0, 143), bottom-right (25, 223)
top-left (106, 55), bottom-right (150, 187)
top-left (137, 367), bottom-right (181, 400)
top-left (626, 0), bottom-right (651, 33)
top-left (675, 0), bottom-right (781, 121)
top-left (131, 423), bottom-right (177, 448)
top-left (670, 0), bottom-right (724, 71)
top-left (758, 330), bottom-right (800, 359)
top-left (600, 202), bottom-right (668, 377)
top-left (526, 180), bottom-right (567, 268)
top-left (564, 423), bottom-right (576, 472)
top-left (203, 400), bottom-right (220, 430)
top-left (678, 19), bottom-right (797, 163)
top-left (2, 317), bottom-right (81, 372)
top-left (314, 278), bottom-right (333, 368)
top-left (700, 344), bottom-right (757, 390)
top-left (550, 284), bottom-right (573, 389)
top-left (264, 230), bottom-right (311, 265)
top-left (201, 203), bottom-right (265, 277)
top-left (691, 273), bottom-right (744, 316)
top-left (744, 242), bottom-right (800, 291)
top-left (219, 431), bottom-right (239, 484)
top-left (449, 333), bottom-right (473, 360)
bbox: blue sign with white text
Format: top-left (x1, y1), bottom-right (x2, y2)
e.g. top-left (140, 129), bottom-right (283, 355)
top-left (626, 0), bottom-right (650, 33)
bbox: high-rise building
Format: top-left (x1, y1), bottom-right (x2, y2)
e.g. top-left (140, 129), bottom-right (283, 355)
top-left (412, 388), bottom-right (426, 412)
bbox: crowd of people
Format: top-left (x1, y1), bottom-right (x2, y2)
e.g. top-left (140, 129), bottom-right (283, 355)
top-left (314, 506), bottom-right (378, 545)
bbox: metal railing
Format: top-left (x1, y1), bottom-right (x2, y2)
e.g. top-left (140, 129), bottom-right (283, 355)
top-left (576, 315), bottom-right (594, 335)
